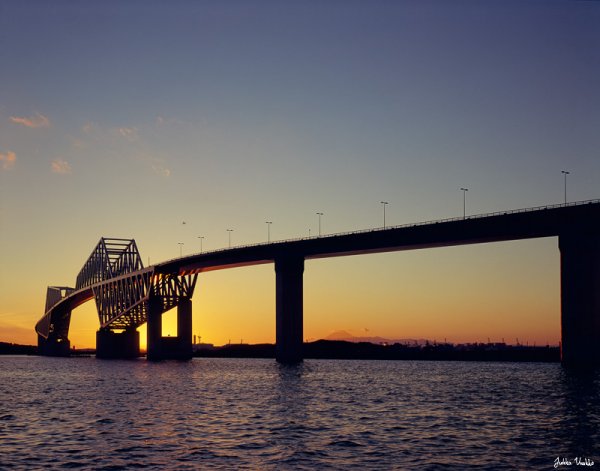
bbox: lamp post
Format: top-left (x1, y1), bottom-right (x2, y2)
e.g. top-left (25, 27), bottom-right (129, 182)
top-left (380, 201), bottom-right (389, 228)
top-left (226, 229), bottom-right (233, 248)
top-left (197, 236), bottom-right (204, 253)
top-left (561, 170), bottom-right (570, 205)
top-left (460, 188), bottom-right (469, 219)
top-left (265, 221), bottom-right (272, 243)
top-left (177, 242), bottom-right (184, 257)
top-left (316, 212), bottom-right (324, 236)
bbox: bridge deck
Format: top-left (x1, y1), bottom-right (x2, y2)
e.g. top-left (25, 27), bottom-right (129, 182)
top-left (158, 199), bottom-right (600, 275)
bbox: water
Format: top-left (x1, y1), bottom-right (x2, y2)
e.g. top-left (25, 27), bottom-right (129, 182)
top-left (1, 357), bottom-right (599, 470)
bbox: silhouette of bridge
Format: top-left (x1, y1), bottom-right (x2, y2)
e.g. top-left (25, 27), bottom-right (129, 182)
top-left (36, 199), bottom-right (600, 365)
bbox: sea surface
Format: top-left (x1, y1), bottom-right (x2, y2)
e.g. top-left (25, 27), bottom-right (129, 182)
top-left (1, 356), bottom-right (599, 470)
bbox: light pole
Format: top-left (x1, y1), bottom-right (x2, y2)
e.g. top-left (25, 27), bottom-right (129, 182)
top-left (265, 221), bottom-right (272, 243)
top-left (177, 242), bottom-right (184, 257)
top-left (197, 236), bottom-right (204, 253)
top-left (460, 188), bottom-right (469, 219)
top-left (561, 170), bottom-right (570, 205)
top-left (380, 201), bottom-right (389, 228)
top-left (226, 229), bottom-right (233, 248)
top-left (316, 212), bottom-right (324, 236)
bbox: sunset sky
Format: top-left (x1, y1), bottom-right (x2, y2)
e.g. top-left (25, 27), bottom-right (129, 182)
top-left (1, 1), bottom-right (599, 349)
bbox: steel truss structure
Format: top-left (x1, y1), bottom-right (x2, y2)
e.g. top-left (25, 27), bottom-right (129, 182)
top-left (76, 238), bottom-right (144, 290)
top-left (94, 268), bottom-right (154, 329)
top-left (149, 273), bottom-right (197, 314)
top-left (36, 238), bottom-right (197, 341)
top-left (95, 270), bottom-right (197, 330)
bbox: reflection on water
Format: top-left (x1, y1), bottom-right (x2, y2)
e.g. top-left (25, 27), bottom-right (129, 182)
top-left (559, 368), bottom-right (600, 460)
top-left (0, 357), bottom-right (598, 469)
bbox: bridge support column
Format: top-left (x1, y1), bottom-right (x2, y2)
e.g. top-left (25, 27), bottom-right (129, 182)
top-left (147, 297), bottom-right (163, 361)
top-left (146, 297), bottom-right (193, 361)
top-left (96, 329), bottom-right (140, 359)
top-left (275, 256), bottom-right (304, 363)
top-left (559, 234), bottom-right (600, 367)
top-left (37, 334), bottom-right (71, 357)
top-left (176, 298), bottom-right (193, 360)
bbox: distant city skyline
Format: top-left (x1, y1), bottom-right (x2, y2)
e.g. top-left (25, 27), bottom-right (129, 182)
top-left (1, 1), bottom-right (599, 348)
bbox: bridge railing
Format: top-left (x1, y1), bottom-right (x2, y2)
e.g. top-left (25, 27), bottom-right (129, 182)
top-left (158, 198), bottom-right (600, 265)
top-left (321, 198), bottom-right (600, 239)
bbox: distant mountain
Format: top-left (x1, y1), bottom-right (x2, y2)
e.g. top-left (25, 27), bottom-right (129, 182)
top-left (324, 330), bottom-right (428, 346)
top-left (325, 330), bottom-right (354, 340)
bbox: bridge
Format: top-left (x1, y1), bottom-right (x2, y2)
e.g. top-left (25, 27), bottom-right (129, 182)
top-left (35, 199), bottom-right (600, 366)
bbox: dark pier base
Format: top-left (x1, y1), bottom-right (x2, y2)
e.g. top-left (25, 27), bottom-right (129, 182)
top-left (96, 329), bottom-right (140, 359)
top-left (38, 335), bottom-right (71, 357)
top-left (275, 256), bottom-right (304, 364)
top-left (147, 298), bottom-right (193, 361)
top-left (560, 234), bottom-right (600, 367)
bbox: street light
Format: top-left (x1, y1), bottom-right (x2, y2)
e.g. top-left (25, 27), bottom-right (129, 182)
top-left (380, 201), bottom-right (389, 229)
top-left (197, 236), bottom-right (204, 253)
top-left (177, 242), bottom-right (184, 257)
top-left (226, 229), bottom-right (233, 248)
top-left (316, 212), bottom-right (324, 236)
top-left (265, 221), bottom-right (272, 243)
top-left (561, 170), bottom-right (570, 205)
top-left (460, 188), bottom-right (469, 219)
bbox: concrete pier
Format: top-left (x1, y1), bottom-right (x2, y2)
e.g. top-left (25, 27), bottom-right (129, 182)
top-left (96, 329), bottom-right (140, 359)
top-left (37, 334), bottom-right (71, 356)
top-left (146, 297), bottom-right (193, 361)
top-left (147, 296), bottom-right (163, 361)
top-left (176, 298), bottom-right (193, 359)
top-left (275, 256), bottom-right (304, 363)
top-left (559, 233), bottom-right (600, 367)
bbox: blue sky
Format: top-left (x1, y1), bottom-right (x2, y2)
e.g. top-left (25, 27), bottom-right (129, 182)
top-left (1, 0), bottom-right (599, 346)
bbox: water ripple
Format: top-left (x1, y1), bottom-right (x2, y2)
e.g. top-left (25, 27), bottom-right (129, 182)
top-left (1, 357), bottom-right (599, 468)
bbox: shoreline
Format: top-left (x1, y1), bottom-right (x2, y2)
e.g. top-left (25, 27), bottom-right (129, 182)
top-left (1, 340), bottom-right (560, 362)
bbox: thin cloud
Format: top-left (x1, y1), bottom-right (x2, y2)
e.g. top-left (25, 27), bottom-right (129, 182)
top-left (117, 126), bottom-right (139, 141)
top-left (0, 320), bottom-right (36, 344)
top-left (69, 135), bottom-right (86, 149)
top-left (9, 112), bottom-right (50, 128)
top-left (51, 158), bottom-right (72, 174)
top-left (77, 121), bottom-right (170, 177)
top-left (155, 115), bottom-right (205, 128)
top-left (155, 115), bottom-right (184, 126)
top-left (152, 165), bottom-right (171, 177)
top-left (82, 122), bottom-right (96, 135)
top-left (0, 150), bottom-right (16, 170)
top-left (81, 122), bottom-right (139, 142)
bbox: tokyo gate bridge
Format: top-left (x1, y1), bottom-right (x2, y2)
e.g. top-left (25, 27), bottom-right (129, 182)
top-left (35, 199), bottom-right (600, 366)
